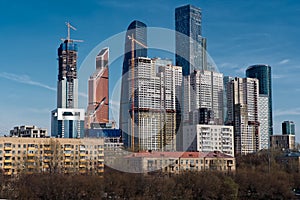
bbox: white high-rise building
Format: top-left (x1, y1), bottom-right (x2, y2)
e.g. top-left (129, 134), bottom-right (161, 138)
top-left (258, 95), bottom-right (269, 149)
top-left (123, 57), bottom-right (182, 151)
top-left (183, 124), bottom-right (234, 157)
top-left (183, 70), bottom-right (224, 125)
top-left (227, 77), bottom-right (259, 155)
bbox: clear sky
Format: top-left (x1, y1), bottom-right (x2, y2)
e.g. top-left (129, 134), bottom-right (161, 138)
top-left (0, 0), bottom-right (299, 141)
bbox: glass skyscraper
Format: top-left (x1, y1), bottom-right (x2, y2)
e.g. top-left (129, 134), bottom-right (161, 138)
top-left (246, 64), bottom-right (273, 136)
top-left (119, 20), bottom-right (147, 150)
top-left (282, 121), bottom-right (295, 135)
top-left (175, 4), bottom-right (207, 76)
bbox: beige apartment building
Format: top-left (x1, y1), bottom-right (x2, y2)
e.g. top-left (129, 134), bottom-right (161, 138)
top-left (0, 137), bottom-right (104, 176)
top-left (118, 151), bottom-right (235, 174)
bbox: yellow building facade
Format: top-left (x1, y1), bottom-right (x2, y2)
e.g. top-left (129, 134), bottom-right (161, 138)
top-left (0, 137), bottom-right (104, 176)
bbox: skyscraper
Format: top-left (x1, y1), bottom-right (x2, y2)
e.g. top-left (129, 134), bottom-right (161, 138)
top-left (51, 23), bottom-right (85, 138)
top-left (184, 70), bottom-right (224, 125)
top-left (282, 121), bottom-right (295, 135)
top-left (227, 77), bottom-right (260, 155)
top-left (123, 57), bottom-right (182, 151)
top-left (246, 64), bottom-right (273, 137)
top-left (86, 47), bottom-right (109, 129)
top-left (175, 4), bottom-right (207, 76)
top-left (119, 20), bottom-right (147, 150)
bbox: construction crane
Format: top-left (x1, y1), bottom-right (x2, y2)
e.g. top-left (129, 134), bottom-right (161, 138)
top-left (127, 34), bottom-right (147, 151)
top-left (61, 22), bottom-right (84, 43)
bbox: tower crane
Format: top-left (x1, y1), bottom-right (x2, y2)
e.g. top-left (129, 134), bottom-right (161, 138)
top-left (61, 22), bottom-right (84, 43)
top-left (127, 34), bottom-right (147, 151)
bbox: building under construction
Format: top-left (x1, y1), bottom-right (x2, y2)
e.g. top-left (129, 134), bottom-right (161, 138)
top-left (124, 57), bottom-right (182, 151)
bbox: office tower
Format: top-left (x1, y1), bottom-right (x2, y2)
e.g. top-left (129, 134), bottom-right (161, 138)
top-left (175, 4), bottom-right (207, 76)
top-left (51, 23), bottom-right (85, 138)
top-left (119, 20), bottom-right (147, 150)
top-left (282, 121), bottom-right (296, 135)
top-left (227, 77), bottom-right (259, 155)
top-left (122, 57), bottom-right (182, 151)
top-left (183, 124), bottom-right (234, 157)
top-left (86, 47), bottom-right (109, 129)
top-left (246, 65), bottom-right (273, 137)
top-left (183, 70), bottom-right (224, 125)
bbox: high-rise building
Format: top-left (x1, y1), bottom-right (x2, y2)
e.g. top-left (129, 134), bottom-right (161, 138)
top-left (122, 57), bottom-right (182, 151)
top-left (51, 23), bottom-right (85, 138)
top-left (246, 65), bottom-right (273, 137)
top-left (282, 121), bottom-right (296, 135)
top-left (86, 47), bottom-right (109, 129)
top-left (119, 20), bottom-right (147, 151)
top-left (183, 70), bottom-right (224, 125)
top-left (223, 76), bottom-right (233, 124)
top-left (227, 77), bottom-right (259, 155)
top-left (258, 95), bottom-right (269, 149)
top-left (175, 4), bottom-right (207, 76)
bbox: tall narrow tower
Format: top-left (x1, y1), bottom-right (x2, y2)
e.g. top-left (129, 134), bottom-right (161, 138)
top-left (51, 22), bottom-right (85, 138)
top-left (119, 20), bottom-right (147, 150)
top-left (86, 47), bottom-right (109, 129)
top-left (175, 4), bottom-right (207, 76)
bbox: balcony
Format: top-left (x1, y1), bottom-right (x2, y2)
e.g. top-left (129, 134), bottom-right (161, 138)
top-left (27, 159), bottom-right (35, 163)
top-left (4, 153), bottom-right (12, 157)
top-left (44, 159), bottom-right (50, 163)
top-left (64, 153), bottom-right (72, 157)
top-left (79, 169), bottom-right (86, 174)
top-left (64, 158), bottom-right (72, 163)
top-left (64, 147), bottom-right (72, 151)
top-left (27, 153), bottom-right (35, 157)
top-left (27, 165), bottom-right (35, 169)
top-left (79, 165), bottom-right (86, 168)
top-left (44, 147), bottom-right (51, 151)
top-left (98, 169), bottom-right (104, 173)
top-left (43, 164), bottom-right (49, 168)
top-left (4, 165), bottom-right (12, 169)
top-left (4, 159), bottom-right (12, 163)
top-left (4, 146), bottom-right (12, 151)
top-left (4, 171), bottom-right (12, 175)
top-left (28, 147), bottom-right (36, 150)
top-left (79, 153), bottom-right (86, 157)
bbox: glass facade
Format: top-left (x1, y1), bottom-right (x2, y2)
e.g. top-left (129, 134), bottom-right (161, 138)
top-left (282, 121), bottom-right (295, 135)
top-left (175, 4), bottom-right (206, 76)
top-left (120, 20), bottom-right (147, 150)
top-left (246, 64), bottom-right (273, 136)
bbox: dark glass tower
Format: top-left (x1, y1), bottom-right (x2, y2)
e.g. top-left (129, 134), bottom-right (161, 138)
top-left (282, 121), bottom-right (295, 135)
top-left (119, 20), bottom-right (147, 150)
top-left (246, 64), bottom-right (273, 136)
top-left (175, 4), bottom-right (206, 76)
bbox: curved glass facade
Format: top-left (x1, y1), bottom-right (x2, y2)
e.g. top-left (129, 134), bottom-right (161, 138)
top-left (246, 64), bottom-right (273, 136)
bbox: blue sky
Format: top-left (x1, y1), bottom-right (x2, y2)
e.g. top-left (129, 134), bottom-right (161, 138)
top-left (0, 0), bottom-right (299, 141)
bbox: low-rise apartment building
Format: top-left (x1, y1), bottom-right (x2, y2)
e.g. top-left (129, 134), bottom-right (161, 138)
top-left (118, 151), bottom-right (235, 174)
top-left (0, 137), bottom-right (104, 176)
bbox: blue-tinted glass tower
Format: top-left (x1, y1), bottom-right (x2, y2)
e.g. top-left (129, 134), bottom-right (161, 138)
top-left (119, 20), bottom-right (147, 150)
top-left (246, 64), bottom-right (273, 136)
top-left (282, 121), bottom-right (295, 135)
top-left (175, 4), bottom-right (206, 76)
